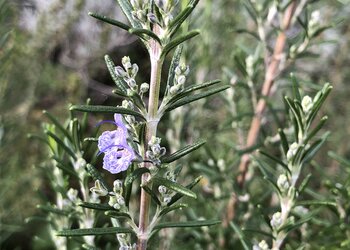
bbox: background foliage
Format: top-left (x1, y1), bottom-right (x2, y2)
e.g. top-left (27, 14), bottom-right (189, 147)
top-left (1, 0), bottom-right (350, 249)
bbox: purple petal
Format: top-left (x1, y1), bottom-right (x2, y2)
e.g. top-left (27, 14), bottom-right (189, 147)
top-left (114, 114), bottom-right (128, 132)
top-left (98, 130), bottom-right (128, 152)
top-left (102, 145), bottom-right (135, 174)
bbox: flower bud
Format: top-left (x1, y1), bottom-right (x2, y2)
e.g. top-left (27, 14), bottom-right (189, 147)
top-left (287, 142), bottom-right (299, 161)
top-left (147, 13), bottom-right (157, 23)
top-left (158, 185), bottom-right (167, 194)
top-left (301, 95), bottom-right (313, 114)
top-left (113, 179), bottom-right (123, 192)
top-left (122, 56), bottom-right (131, 69)
top-left (117, 196), bottom-right (125, 206)
top-left (115, 66), bottom-right (126, 77)
top-left (270, 212), bottom-right (282, 229)
top-left (175, 66), bottom-right (182, 75)
top-left (277, 174), bottom-right (290, 192)
top-left (90, 180), bottom-right (108, 196)
top-left (140, 82), bottom-right (149, 93)
top-left (177, 75), bottom-right (186, 85)
top-left (169, 85), bottom-right (179, 95)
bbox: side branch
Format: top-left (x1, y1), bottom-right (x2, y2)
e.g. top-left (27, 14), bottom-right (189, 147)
top-left (224, 1), bottom-right (298, 226)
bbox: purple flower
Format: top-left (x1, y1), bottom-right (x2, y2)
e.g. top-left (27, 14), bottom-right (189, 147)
top-left (97, 114), bottom-right (135, 174)
top-left (102, 145), bottom-right (135, 174)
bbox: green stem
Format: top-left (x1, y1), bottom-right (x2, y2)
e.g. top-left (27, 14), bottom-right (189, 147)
top-left (137, 26), bottom-right (164, 250)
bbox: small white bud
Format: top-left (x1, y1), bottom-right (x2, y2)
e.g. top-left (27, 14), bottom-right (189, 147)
top-left (301, 95), bottom-right (313, 113)
top-left (158, 185), bottom-right (167, 194)
top-left (177, 75), bottom-right (186, 85)
top-left (175, 66), bottom-right (182, 75)
top-left (113, 180), bottom-right (123, 192)
top-left (270, 212), bottom-right (283, 229)
top-left (169, 85), bottom-right (179, 95)
top-left (140, 82), bottom-right (149, 93)
top-left (117, 197), bottom-right (125, 206)
top-left (115, 66), bottom-right (126, 77)
top-left (287, 142), bottom-right (299, 161)
top-left (277, 174), bottom-right (290, 192)
top-left (258, 240), bottom-right (269, 250)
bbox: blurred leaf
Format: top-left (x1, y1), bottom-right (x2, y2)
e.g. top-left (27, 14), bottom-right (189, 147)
top-left (229, 222), bottom-right (250, 250)
top-left (154, 219), bottom-right (220, 230)
top-left (105, 210), bottom-right (131, 219)
top-left (116, 0), bottom-right (141, 28)
top-left (70, 105), bottom-right (145, 120)
top-left (45, 131), bottom-right (77, 160)
top-left (168, 0), bottom-right (200, 35)
top-left (159, 203), bottom-right (188, 216)
top-left (78, 202), bottom-right (112, 211)
top-left (86, 164), bottom-right (111, 192)
top-left (168, 176), bottom-right (202, 206)
top-left (141, 185), bottom-right (161, 206)
top-left (125, 167), bottom-right (150, 186)
top-left (88, 12), bottom-right (131, 31)
top-left (161, 140), bottom-right (206, 163)
top-left (164, 85), bottom-right (230, 112)
top-left (166, 45), bottom-right (183, 91)
top-left (129, 28), bottom-right (162, 44)
top-left (161, 30), bottom-right (200, 58)
top-left (153, 177), bottom-right (197, 199)
top-left (43, 110), bottom-right (71, 141)
top-left (56, 227), bottom-right (133, 236)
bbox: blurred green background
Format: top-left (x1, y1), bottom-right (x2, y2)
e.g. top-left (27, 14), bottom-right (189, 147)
top-left (1, 0), bottom-right (349, 249)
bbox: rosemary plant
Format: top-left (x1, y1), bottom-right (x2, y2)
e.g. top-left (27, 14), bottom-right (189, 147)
top-left (35, 1), bottom-right (226, 249)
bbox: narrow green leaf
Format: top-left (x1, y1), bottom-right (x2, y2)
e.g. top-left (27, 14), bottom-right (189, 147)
top-left (105, 210), bottom-right (131, 219)
top-left (116, 0), bottom-right (141, 28)
top-left (159, 203), bottom-right (188, 216)
top-left (70, 105), bottom-right (145, 120)
top-left (263, 176), bottom-right (281, 195)
top-left (37, 205), bottom-right (69, 216)
top-left (166, 45), bottom-right (183, 94)
top-left (86, 164), bottom-right (111, 192)
top-left (301, 132), bottom-right (329, 164)
top-left (153, 177), bottom-right (197, 199)
top-left (45, 131), bottom-right (77, 160)
top-left (168, 0), bottom-right (199, 35)
top-left (43, 110), bottom-right (72, 141)
top-left (278, 128), bottom-right (289, 156)
top-left (168, 176), bottom-right (202, 206)
top-left (104, 55), bottom-right (128, 94)
top-left (285, 96), bottom-right (304, 137)
top-left (55, 161), bottom-right (80, 178)
top-left (161, 140), bottom-right (206, 163)
top-left (71, 119), bottom-right (81, 152)
top-left (229, 222), bottom-right (250, 250)
top-left (154, 220), bottom-right (220, 230)
top-left (88, 12), bottom-right (131, 31)
top-left (296, 200), bottom-right (336, 207)
top-left (304, 116), bottom-right (328, 144)
top-left (306, 83), bottom-right (332, 125)
top-left (165, 85), bottom-right (230, 112)
top-left (161, 30), bottom-right (200, 58)
top-left (328, 151), bottom-right (350, 167)
top-left (56, 227), bottom-right (133, 236)
top-left (129, 28), bottom-right (162, 44)
top-left (242, 228), bottom-right (275, 239)
top-left (298, 173), bottom-right (312, 193)
top-left (141, 185), bottom-right (161, 206)
top-left (78, 202), bottom-right (112, 211)
top-left (290, 73), bottom-right (301, 102)
top-left (259, 150), bottom-right (290, 174)
top-left (125, 168), bottom-right (150, 185)
top-left (166, 80), bottom-right (222, 106)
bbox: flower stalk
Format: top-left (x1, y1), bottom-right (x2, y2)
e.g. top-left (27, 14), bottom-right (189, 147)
top-left (138, 24), bottom-right (164, 250)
